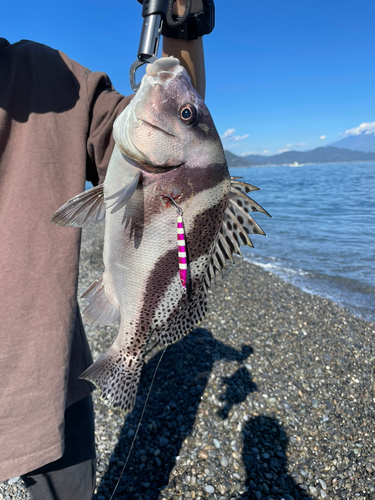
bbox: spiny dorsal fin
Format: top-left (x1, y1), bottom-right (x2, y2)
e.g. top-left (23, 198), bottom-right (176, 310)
top-left (51, 184), bottom-right (105, 227)
top-left (228, 198), bottom-right (266, 236)
top-left (230, 176), bottom-right (260, 194)
top-left (206, 178), bottom-right (270, 287)
top-left (229, 189), bottom-right (271, 217)
top-left (81, 274), bottom-right (120, 326)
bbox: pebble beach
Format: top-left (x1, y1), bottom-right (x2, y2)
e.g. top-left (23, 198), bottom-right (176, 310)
top-left (1, 222), bottom-right (374, 500)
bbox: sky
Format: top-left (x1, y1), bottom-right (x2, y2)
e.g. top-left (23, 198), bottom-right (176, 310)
top-left (3, 0), bottom-right (375, 156)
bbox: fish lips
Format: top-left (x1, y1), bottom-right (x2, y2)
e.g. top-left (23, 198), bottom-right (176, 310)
top-left (118, 147), bottom-right (185, 174)
top-left (117, 118), bottom-right (187, 173)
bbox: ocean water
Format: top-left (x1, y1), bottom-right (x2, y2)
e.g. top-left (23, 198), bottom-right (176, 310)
top-left (230, 162), bottom-right (375, 322)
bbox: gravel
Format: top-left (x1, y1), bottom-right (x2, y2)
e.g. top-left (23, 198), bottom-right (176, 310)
top-left (1, 222), bottom-right (374, 499)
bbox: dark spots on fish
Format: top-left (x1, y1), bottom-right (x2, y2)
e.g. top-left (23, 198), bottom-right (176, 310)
top-left (239, 233), bottom-right (248, 245)
top-left (237, 215), bottom-right (244, 224)
top-left (232, 232), bottom-right (240, 246)
top-left (226, 221), bottom-right (232, 230)
top-left (237, 199), bottom-right (243, 207)
top-left (243, 206), bottom-right (249, 214)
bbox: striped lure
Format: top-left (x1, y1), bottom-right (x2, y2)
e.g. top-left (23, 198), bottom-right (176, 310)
top-left (166, 197), bottom-right (187, 289)
top-left (177, 213), bottom-right (187, 288)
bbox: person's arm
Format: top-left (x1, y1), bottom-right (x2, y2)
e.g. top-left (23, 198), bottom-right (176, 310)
top-left (162, 0), bottom-right (206, 99)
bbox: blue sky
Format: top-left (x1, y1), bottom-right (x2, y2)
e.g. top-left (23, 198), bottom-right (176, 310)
top-left (3, 0), bottom-right (375, 156)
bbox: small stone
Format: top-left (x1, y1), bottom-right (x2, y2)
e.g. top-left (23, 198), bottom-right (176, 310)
top-left (255, 491), bottom-right (262, 500)
top-left (312, 398), bottom-right (319, 408)
top-left (318, 479), bottom-right (327, 490)
top-left (205, 485), bottom-right (215, 494)
top-left (7, 477), bottom-right (20, 484)
top-left (213, 439), bottom-right (221, 449)
top-left (159, 436), bottom-right (169, 447)
top-left (309, 485), bottom-right (319, 497)
top-left (154, 449), bottom-right (161, 456)
top-left (155, 457), bottom-right (162, 466)
top-left (320, 491), bottom-right (328, 499)
top-left (198, 450), bottom-right (209, 460)
top-left (127, 429), bottom-right (135, 438)
top-left (220, 456), bottom-right (228, 467)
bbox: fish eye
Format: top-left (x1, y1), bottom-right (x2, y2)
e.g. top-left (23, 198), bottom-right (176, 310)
top-left (178, 103), bottom-right (197, 125)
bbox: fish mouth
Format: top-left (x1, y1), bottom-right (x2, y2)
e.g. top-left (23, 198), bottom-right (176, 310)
top-left (138, 163), bottom-right (185, 174)
top-left (139, 119), bottom-right (177, 138)
top-left (119, 148), bottom-right (185, 174)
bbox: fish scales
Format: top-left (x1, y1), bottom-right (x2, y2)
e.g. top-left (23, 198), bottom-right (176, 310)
top-left (51, 57), bottom-right (270, 412)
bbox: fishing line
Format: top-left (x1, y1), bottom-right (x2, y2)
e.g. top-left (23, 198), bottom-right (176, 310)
top-left (109, 346), bottom-right (167, 500)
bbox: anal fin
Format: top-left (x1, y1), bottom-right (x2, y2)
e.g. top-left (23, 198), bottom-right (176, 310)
top-left (81, 274), bottom-right (120, 326)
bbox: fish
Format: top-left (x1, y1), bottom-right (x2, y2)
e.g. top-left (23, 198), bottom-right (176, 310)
top-left (51, 57), bottom-right (270, 412)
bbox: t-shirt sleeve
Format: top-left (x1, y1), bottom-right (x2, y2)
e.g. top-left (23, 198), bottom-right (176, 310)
top-left (85, 71), bottom-right (134, 185)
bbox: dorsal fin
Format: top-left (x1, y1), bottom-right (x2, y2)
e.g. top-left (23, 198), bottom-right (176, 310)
top-left (206, 177), bottom-right (270, 288)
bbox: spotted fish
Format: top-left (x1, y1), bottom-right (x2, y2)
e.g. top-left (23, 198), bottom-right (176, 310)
top-left (51, 57), bottom-right (270, 412)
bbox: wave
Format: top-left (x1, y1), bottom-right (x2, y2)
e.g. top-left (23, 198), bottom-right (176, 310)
top-left (244, 254), bottom-right (375, 323)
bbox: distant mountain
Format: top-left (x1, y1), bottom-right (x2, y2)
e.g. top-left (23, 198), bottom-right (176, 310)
top-left (238, 146), bottom-right (375, 166)
top-left (329, 133), bottom-right (375, 153)
top-left (224, 150), bottom-right (255, 167)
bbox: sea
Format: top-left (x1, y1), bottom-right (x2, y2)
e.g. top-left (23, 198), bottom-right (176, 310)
top-left (230, 161), bottom-right (375, 323)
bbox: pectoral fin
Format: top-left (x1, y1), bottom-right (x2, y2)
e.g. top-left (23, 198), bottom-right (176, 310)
top-left (106, 171), bottom-right (141, 214)
top-left (51, 184), bottom-right (105, 227)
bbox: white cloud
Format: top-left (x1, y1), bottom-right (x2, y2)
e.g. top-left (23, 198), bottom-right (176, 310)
top-left (345, 122), bottom-right (375, 136)
top-left (221, 128), bottom-right (236, 139)
top-left (221, 129), bottom-right (249, 142)
top-left (296, 142), bottom-right (308, 147)
top-left (319, 135), bottom-right (326, 140)
top-left (233, 134), bottom-right (249, 142)
top-left (262, 150), bottom-right (270, 155)
top-left (286, 143), bottom-right (294, 148)
top-left (277, 148), bottom-right (290, 154)
top-left (240, 151), bottom-right (255, 156)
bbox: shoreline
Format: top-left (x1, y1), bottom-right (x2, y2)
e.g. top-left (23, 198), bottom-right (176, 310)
top-left (2, 223), bottom-right (374, 499)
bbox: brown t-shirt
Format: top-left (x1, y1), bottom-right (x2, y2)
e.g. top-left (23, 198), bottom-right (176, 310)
top-left (0, 39), bottom-right (132, 480)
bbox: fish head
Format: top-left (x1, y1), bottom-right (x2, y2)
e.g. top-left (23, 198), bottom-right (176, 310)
top-left (113, 57), bottom-right (226, 172)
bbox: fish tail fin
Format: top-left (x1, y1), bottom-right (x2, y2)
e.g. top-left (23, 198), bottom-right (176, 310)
top-left (80, 345), bottom-right (144, 413)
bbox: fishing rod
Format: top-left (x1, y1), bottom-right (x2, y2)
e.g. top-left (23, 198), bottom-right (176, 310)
top-left (130, 0), bottom-right (214, 91)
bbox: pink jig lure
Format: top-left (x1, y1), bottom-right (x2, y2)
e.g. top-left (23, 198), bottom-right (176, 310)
top-left (177, 213), bottom-right (187, 288)
top-left (165, 196), bottom-right (187, 289)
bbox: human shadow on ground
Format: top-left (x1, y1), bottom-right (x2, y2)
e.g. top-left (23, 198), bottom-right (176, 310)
top-left (234, 416), bottom-right (313, 500)
top-left (95, 328), bottom-right (253, 499)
